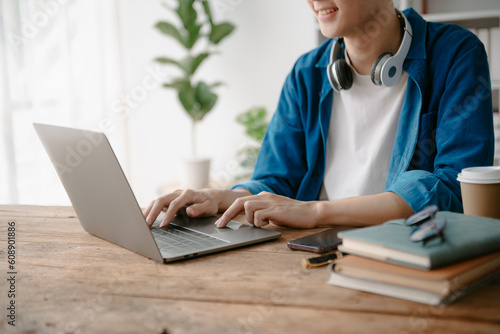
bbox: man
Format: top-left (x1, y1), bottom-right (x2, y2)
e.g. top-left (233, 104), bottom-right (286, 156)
top-left (145, 0), bottom-right (494, 229)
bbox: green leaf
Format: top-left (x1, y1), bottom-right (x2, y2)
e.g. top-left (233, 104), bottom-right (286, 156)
top-left (176, 0), bottom-right (197, 30)
top-left (190, 52), bottom-right (210, 74)
top-left (236, 107), bottom-right (268, 141)
top-left (157, 53), bottom-right (210, 76)
top-left (156, 1), bottom-right (234, 122)
top-left (155, 56), bottom-right (182, 68)
top-left (166, 53), bottom-right (209, 76)
top-left (164, 78), bottom-right (190, 91)
top-left (155, 21), bottom-right (184, 46)
top-left (173, 0), bottom-right (201, 49)
top-left (237, 146), bottom-right (261, 168)
top-left (185, 22), bottom-right (202, 49)
top-left (209, 22), bottom-right (235, 44)
top-left (193, 81), bottom-right (218, 120)
top-left (178, 84), bottom-right (196, 113)
top-left (236, 107), bottom-right (266, 125)
top-left (201, 0), bottom-right (214, 25)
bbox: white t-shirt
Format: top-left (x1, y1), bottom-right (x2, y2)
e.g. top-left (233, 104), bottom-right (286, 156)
top-left (319, 57), bottom-right (409, 201)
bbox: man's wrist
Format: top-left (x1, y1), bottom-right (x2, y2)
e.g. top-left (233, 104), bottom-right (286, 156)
top-left (314, 200), bottom-right (334, 227)
top-left (313, 199), bottom-right (352, 227)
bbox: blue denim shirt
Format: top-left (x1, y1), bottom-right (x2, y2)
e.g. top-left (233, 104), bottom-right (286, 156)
top-left (233, 8), bottom-right (495, 213)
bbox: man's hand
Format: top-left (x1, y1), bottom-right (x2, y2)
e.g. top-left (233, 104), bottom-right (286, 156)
top-left (145, 188), bottom-right (413, 230)
top-left (144, 189), bottom-right (219, 228)
top-left (144, 188), bottom-right (252, 228)
top-left (215, 191), bottom-right (320, 229)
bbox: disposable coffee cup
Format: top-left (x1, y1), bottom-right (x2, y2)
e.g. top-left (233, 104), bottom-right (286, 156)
top-left (457, 166), bottom-right (500, 219)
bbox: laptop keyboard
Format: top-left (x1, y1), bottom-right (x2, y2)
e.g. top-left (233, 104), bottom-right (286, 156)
top-left (151, 224), bottom-right (229, 254)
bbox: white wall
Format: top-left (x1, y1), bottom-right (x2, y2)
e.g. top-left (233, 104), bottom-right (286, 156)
top-left (118, 0), bottom-right (318, 206)
top-left (7, 0), bottom-right (498, 206)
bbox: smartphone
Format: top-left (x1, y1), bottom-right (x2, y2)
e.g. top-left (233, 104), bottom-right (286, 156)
top-left (287, 226), bottom-right (357, 253)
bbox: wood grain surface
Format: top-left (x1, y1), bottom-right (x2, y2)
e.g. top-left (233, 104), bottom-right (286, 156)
top-left (0, 205), bottom-right (499, 334)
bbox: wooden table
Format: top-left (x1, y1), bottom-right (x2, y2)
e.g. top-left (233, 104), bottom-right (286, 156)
top-left (1, 205), bottom-right (499, 334)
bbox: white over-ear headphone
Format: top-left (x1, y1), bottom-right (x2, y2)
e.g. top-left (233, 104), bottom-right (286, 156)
top-left (327, 9), bottom-right (413, 92)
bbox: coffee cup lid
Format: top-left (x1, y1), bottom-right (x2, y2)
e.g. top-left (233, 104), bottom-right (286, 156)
top-left (457, 166), bottom-right (500, 184)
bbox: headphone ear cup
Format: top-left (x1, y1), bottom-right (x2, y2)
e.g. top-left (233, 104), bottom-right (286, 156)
top-left (371, 52), bottom-right (393, 86)
top-left (334, 59), bottom-right (353, 91)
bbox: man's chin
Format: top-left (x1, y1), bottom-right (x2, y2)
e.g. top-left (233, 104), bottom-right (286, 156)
top-left (317, 24), bottom-right (342, 40)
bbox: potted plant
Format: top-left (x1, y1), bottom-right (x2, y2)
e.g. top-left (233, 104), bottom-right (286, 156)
top-left (154, 0), bottom-right (235, 188)
top-left (235, 106), bottom-right (268, 181)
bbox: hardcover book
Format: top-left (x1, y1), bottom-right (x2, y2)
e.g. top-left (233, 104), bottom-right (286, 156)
top-left (327, 264), bottom-right (500, 305)
top-left (337, 212), bottom-right (500, 270)
top-left (331, 253), bottom-right (500, 296)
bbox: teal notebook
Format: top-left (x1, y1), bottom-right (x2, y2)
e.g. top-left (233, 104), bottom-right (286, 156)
top-left (337, 212), bottom-right (500, 270)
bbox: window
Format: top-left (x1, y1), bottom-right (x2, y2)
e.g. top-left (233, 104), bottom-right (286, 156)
top-left (0, 0), bottom-right (126, 204)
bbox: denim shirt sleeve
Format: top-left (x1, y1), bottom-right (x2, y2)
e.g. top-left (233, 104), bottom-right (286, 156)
top-left (387, 43), bottom-right (495, 213)
top-left (231, 65), bottom-right (308, 197)
top-left (233, 12), bottom-right (495, 215)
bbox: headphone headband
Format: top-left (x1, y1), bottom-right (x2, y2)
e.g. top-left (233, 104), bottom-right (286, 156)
top-left (372, 9), bottom-right (413, 87)
top-left (327, 9), bottom-right (413, 91)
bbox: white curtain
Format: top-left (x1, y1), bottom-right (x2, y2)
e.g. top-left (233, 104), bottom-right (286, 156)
top-left (0, 0), bottom-right (129, 205)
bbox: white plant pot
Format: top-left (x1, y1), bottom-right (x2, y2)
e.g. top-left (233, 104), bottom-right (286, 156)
top-left (177, 157), bottom-right (211, 189)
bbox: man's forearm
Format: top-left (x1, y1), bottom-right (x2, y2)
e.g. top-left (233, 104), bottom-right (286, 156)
top-left (316, 192), bottom-right (414, 227)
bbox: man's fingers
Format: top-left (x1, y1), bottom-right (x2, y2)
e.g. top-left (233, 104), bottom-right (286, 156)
top-left (216, 193), bottom-right (279, 228)
top-left (145, 200), bottom-right (165, 226)
top-left (215, 197), bottom-right (271, 228)
top-left (215, 196), bottom-right (248, 227)
top-left (243, 200), bottom-right (270, 226)
top-left (146, 199), bottom-right (169, 227)
top-left (160, 189), bottom-right (199, 227)
top-left (143, 200), bottom-right (154, 220)
top-left (186, 201), bottom-right (212, 217)
top-left (244, 201), bottom-right (255, 225)
top-left (253, 208), bottom-right (271, 227)
top-left (145, 191), bottom-right (182, 226)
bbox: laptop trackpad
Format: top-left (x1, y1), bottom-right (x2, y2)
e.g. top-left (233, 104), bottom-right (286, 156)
top-left (170, 215), bottom-right (251, 235)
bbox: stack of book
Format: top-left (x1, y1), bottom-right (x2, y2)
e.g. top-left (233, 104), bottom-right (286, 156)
top-left (328, 212), bottom-right (500, 305)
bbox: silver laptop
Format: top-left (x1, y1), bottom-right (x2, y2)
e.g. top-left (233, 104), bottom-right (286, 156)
top-left (33, 123), bottom-right (281, 263)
